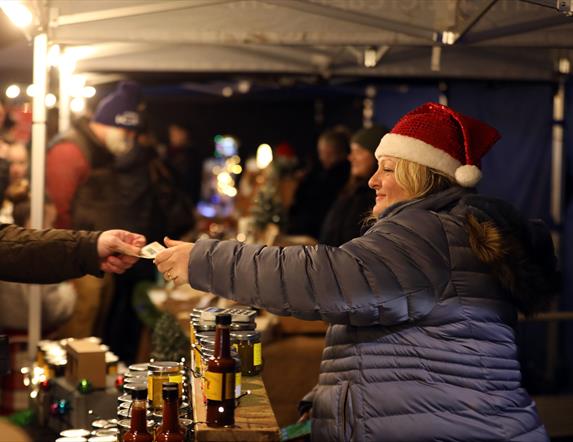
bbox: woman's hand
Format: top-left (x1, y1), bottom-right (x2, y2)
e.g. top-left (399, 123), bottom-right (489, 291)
top-left (154, 237), bottom-right (194, 286)
top-left (298, 410), bottom-right (311, 423)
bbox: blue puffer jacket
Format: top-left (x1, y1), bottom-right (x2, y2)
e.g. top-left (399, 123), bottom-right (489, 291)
top-left (188, 187), bottom-right (553, 441)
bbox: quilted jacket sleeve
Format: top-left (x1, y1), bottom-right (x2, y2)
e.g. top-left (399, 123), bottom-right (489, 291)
top-left (188, 209), bottom-right (451, 326)
top-left (0, 224), bottom-right (102, 283)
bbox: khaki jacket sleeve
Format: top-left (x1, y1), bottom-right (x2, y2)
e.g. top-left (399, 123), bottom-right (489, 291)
top-left (0, 224), bottom-right (102, 283)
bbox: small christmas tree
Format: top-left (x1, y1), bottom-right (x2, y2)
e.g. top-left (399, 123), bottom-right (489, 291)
top-left (151, 313), bottom-right (190, 362)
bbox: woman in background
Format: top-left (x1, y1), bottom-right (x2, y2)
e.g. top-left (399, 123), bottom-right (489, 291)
top-left (320, 125), bottom-right (387, 246)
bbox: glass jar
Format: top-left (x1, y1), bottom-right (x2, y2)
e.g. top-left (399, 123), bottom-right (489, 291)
top-left (148, 362), bottom-right (183, 411)
top-left (190, 321), bottom-right (216, 373)
top-left (231, 330), bottom-right (262, 376)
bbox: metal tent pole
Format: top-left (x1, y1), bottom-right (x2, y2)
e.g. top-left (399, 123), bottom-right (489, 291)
top-left (28, 32), bottom-right (47, 361)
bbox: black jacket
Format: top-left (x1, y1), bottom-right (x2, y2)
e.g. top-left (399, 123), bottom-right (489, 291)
top-left (287, 161), bottom-right (350, 238)
top-left (319, 179), bottom-right (374, 246)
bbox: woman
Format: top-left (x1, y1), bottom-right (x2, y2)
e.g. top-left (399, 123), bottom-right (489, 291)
top-left (156, 103), bottom-right (558, 441)
top-left (320, 125), bottom-right (387, 246)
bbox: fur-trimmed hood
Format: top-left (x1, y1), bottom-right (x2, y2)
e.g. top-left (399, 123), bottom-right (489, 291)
top-left (457, 193), bottom-right (560, 314)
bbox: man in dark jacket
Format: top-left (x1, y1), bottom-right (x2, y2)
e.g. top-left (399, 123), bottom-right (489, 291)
top-left (46, 82), bottom-right (156, 360)
top-left (286, 128), bottom-right (350, 239)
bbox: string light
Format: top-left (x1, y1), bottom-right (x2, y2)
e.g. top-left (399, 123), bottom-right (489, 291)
top-left (5, 84), bottom-right (21, 99)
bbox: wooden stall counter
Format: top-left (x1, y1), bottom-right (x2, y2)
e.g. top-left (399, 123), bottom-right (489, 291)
top-left (191, 374), bottom-right (280, 441)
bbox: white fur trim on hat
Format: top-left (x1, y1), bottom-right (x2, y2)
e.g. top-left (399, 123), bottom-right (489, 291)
top-left (375, 133), bottom-right (461, 177)
top-left (454, 164), bottom-right (481, 187)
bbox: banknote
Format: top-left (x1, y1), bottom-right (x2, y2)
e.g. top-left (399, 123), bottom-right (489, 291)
top-left (138, 241), bottom-right (166, 259)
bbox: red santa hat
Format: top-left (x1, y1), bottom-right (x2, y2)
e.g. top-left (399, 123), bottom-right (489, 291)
top-left (375, 102), bottom-right (501, 187)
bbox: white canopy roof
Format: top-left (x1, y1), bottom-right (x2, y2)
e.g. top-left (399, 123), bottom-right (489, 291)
top-left (25, 0), bottom-right (573, 81)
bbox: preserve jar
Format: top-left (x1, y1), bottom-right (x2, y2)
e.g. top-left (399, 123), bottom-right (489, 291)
top-left (231, 330), bottom-right (262, 376)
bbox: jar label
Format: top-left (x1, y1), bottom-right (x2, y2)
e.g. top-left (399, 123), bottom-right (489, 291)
top-left (235, 372), bottom-right (242, 398)
top-left (169, 374), bottom-right (183, 399)
top-left (204, 371), bottom-right (234, 401)
top-left (253, 342), bottom-right (262, 366)
top-left (149, 374), bottom-right (183, 407)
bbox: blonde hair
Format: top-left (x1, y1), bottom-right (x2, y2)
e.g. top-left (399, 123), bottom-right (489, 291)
top-left (363, 158), bottom-right (454, 225)
top-left (393, 158), bottom-right (455, 199)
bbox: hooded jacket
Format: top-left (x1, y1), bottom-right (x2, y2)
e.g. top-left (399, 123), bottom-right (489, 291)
top-left (188, 186), bottom-right (556, 442)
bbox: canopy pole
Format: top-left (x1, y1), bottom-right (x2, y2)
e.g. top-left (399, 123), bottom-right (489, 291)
top-left (59, 49), bottom-right (72, 132)
top-left (28, 32), bottom-right (47, 361)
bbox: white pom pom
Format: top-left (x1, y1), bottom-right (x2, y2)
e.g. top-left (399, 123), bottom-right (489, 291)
top-left (455, 165), bottom-right (481, 187)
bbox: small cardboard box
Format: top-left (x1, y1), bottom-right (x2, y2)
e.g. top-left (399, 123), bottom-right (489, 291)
top-left (66, 339), bottom-right (106, 389)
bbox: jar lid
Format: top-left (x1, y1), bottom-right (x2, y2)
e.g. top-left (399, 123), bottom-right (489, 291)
top-left (93, 428), bottom-right (119, 436)
top-left (194, 322), bottom-right (216, 331)
top-left (195, 331), bottom-right (216, 340)
top-left (91, 419), bottom-right (111, 429)
top-left (230, 322), bottom-right (256, 331)
top-left (230, 330), bottom-right (261, 342)
top-left (198, 337), bottom-right (216, 347)
top-left (149, 361), bottom-right (180, 373)
top-left (117, 407), bottom-right (152, 418)
top-left (60, 429), bottom-right (90, 438)
top-left (123, 382), bottom-right (146, 394)
top-left (118, 393), bottom-right (132, 403)
top-left (123, 374), bottom-right (147, 382)
top-left (128, 362), bottom-right (149, 372)
top-left (117, 419), bottom-right (155, 429)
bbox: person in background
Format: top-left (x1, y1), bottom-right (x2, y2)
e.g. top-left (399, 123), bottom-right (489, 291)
top-left (319, 125), bottom-right (388, 246)
top-left (46, 81), bottom-right (143, 231)
top-left (286, 127), bottom-right (350, 239)
top-left (155, 102), bottom-right (558, 442)
top-left (0, 143), bottom-right (30, 224)
top-left (46, 81), bottom-right (155, 360)
top-left (165, 122), bottom-right (203, 206)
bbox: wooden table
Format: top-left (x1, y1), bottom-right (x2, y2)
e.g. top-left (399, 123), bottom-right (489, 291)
top-left (191, 374), bottom-right (280, 441)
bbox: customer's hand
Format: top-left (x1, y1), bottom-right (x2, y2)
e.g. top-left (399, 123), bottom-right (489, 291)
top-left (154, 237), bottom-right (194, 286)
top-left (97, 229), bottom-right (146, 273)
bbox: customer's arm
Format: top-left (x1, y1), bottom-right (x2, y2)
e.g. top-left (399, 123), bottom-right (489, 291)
top-left (0, 225), bottom-right (144, 283)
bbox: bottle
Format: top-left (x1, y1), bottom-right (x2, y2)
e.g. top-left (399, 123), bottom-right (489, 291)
top-left (156, 382), bottom-right (184, 442)
top-left (123, 385), bottom-right (153, 442)
top-left (205, 313), bottom-right (236, 427)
